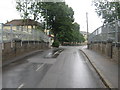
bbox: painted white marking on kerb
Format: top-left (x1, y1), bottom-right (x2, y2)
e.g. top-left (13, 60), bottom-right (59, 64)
top-left (17, 83), bottom-right (24, 89)
top-left (36, 64), bottom-right (45, 71)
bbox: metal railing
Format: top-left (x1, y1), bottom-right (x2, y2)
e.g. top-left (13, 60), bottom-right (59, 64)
top-left (88, 19), bottom-right (120, 44)
top-left (0, 23), bottom-right (50, 49)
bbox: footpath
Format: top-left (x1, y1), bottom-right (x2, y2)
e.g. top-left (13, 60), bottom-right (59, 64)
top-left (81, 46), bottom-right (118, 88)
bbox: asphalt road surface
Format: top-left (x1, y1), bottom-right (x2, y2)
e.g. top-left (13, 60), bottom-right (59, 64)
top-left (2, 46), bottom-right (104, 88)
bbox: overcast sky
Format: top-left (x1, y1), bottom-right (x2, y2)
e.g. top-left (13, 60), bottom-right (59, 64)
top-left (0, 0), bottom-right (103, 33)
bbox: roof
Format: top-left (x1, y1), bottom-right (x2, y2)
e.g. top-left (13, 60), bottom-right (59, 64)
top-left (5, 19), bottom-right (41, 26)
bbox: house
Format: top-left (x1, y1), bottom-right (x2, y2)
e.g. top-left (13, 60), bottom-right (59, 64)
top-left (4, 19), bottom-right (44, 33)
top-left (4, 19), bottom-right (53, 44)
top-left (5, 19), bottom-right (42, 28)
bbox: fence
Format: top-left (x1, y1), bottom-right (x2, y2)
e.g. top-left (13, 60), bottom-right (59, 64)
top-left (0, 23), bottom-right (50, 49)
top-left (88, 19), bottom-right (120, 44)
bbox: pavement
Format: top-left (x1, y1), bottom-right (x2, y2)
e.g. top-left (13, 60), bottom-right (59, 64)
top-left (0, 68), bottom-right (2, 90)
top-left (80, 45), bottom-right (118, 88)
top-left (0, 44), bottom-right (2, 90)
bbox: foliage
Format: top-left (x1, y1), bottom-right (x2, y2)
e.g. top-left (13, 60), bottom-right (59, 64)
top-left (16, 0), bottom-right (30, 19)
top-left (40, 2), bottom-right (74, 39)
top-left (57, 22), bottom-right (85, 44)
top-left (93, 0), bottom-right (120, 24)
top-left (52, 40), bottom-right (60, 47)
top-left (16, 1), bottom-right (85, 45)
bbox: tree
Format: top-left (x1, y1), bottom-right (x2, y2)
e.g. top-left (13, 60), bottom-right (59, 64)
top-left (93, 0), bottom-right (120, 24)
top-left (16, 1), bottom-right (85, 45)
top-left (57, 22), bottom-right (85, 44)
top-left (72, 23), bottom-right (85, 43)
top-left (16, 0), bottom-right (31, 19)
top-left (40, 2), bottom-right (74, 40)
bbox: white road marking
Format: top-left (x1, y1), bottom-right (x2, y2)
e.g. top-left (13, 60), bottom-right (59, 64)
top-left (36, 64), bottom-right (45, 71)
top-left (54, 51), bottom-right (59, 55)
top-left (17, 83), bottom-right (24, 89)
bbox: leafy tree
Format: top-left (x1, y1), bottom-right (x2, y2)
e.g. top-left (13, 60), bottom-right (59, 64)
top-left (16, 1), bottom-right (85, 45)
top-left (93, 0), bottom-right (120, 24)
top-left (16, 0), bottom-right (31, 19)
top-left (72, 23), bottom-right (85, 43)
top-left (40, 2), bottom-right (74, 40)
top-left (57, 22), bottom-right (85, 44)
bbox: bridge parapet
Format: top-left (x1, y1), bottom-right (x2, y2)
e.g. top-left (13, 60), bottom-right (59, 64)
top-left (88, 20), bottom-right (120, 63)
top-left (88, 19), bottom-right (120, 45)
top-left (0, 23), bottom-right (50, 49)
top-left (0, 23), bottom-right (50, 64)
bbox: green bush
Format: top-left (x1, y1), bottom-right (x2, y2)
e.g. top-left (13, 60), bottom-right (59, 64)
top-left (52, 41), bottom-right (60, 48)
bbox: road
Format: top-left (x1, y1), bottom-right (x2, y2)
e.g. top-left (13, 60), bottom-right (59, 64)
top-left (2, 46), bottom-right (104, 88)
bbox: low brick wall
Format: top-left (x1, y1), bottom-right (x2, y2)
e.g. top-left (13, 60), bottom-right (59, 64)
top-left (112, 46), bottom-right (120, 63)
top-left (88, 43), bottom-right (120, 63)
top-left (0, 43), bottom-right (2, 66)
top-left (2, 41), bottom-right (49, 64)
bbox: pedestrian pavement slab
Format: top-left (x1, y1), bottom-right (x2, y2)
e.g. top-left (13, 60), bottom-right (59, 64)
top-left (81, 46), bottom-right (118, 88)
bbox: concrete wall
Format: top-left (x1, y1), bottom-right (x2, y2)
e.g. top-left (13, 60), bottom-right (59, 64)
top-left (88, 43), bottom-right (120, 63)
top-left (2, 41), bottom-right (49, 64)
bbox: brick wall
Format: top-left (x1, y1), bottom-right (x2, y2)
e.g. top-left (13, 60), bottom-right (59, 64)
top-left (112, 46), bottom-right (120, 63)
top-left (0, 43), bottom-right (2, 66)
top-left (2, 41), bottom-right (49, 63)
top-left (88, 43), bottom-right (120, 63)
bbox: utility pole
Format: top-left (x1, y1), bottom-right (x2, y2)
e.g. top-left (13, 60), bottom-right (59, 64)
top-left (86, 12), bottom-right (89, 42)
top-left (86, 12), bottom-right (89, 48)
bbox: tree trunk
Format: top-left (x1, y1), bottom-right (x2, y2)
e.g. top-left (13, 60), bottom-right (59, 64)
top-left (54, 33), bottom-right (57, 41)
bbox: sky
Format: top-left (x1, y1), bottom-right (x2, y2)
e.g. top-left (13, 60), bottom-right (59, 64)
top-left (0, 0), bottom-right (104, 33)
top-left (65, 0), bottom-right (104, 33)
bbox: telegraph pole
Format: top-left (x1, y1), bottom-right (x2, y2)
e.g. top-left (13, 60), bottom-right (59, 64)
top-left (86, 12), bottom-right (89, 42)
top-left (86, 12), bottom-right (89, 48)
